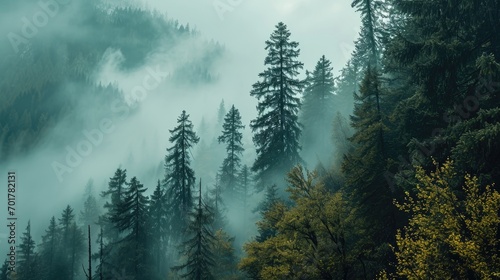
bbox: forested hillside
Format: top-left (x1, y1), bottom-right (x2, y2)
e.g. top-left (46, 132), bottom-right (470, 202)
top-left (0, 0), bottom-right (222, 161)
top-left (1, 0), bottom-right (499, 279)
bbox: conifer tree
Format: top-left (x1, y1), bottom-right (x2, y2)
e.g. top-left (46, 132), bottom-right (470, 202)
top-left (100, 168), bottom-right (127, 243)
top-left (208, 174), bottom-right (225, 231)
top-left (236, 165), bottom-right (252, 215)
top-left (255, 184), bottom-right (280, 242)
top-left (95, 168), bottom-right (127, 280)
top-left (212, 229), bottom-right (239, 280)
top-left (0, 260), bottom-right (8, 280)
top-left (250, 22), bottom-right (304, 191)
top-left (17, 221), bottom-right (39, 280)
top-left (149, 180), bottom-right (169, 277)
top-left (39, 216), bottom-right (59, 280)
top-left (164, 110), bottom-right (200, 238)
top-left (217, 99), bottom-right (226, 127)
top-left (218, 105), bottom-right (245, 196)
top-left (173, 181), bottom-right (216, 280)
top-left (300, 55), bottom-right (336, 165)
top-left (57, 206), bottom-right (84, 280)
top-left (351, 0), bottom-right (385, 68)
top-left (112, 176), bottom-right (150, 279)
top-left (68, 222), bottom-right (85, 280)
top-left (341, 67), bottom-right (393, 275)
top-left (80, 194), bottom-right (99, 226)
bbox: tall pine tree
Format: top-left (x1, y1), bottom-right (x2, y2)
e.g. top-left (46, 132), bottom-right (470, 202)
top-left (173, 181), bottom-right (216, 280)
top-left (149, 180), bottom-right (169, 278)
top-left (300, 55), bottom-right (336, 166)
top-left (39, 216), bottom-right (60, 280)
top-left (112, 176), bottom-right (150, 279)
top-left (341, 67), bottom-right (393, 277)
top-left (17, 221), bottom-right (39, 280)
top-left (164, 110), bottom-right (200, 239)
top-left (250, 22), bottom-right (304, 191)
top-left (218, 105), bottom-right (245, 196)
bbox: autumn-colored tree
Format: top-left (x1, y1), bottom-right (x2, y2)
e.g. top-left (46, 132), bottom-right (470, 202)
top-left (393, 160), bottom-right (500, 279)
top-left (240, 166), bottom-right (364, 279)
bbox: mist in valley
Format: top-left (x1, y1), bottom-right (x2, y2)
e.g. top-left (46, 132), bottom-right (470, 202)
top-left (0, 0), bottom-right (360, 278)
top-left (4, 0), bottom-right (497, 279)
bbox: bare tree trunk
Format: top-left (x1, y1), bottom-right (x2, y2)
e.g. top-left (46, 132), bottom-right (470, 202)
top-left (89, 225), bottom-right (92, 280)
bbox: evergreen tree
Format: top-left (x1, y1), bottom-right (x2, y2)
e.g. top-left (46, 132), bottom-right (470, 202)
top-left (385, 0), bottom-right (500, 188)
top-left (39, 217), bottom-right (61, 280)
top-left (80, 192), bottom-right (100, 228)
top-left (173, 181), bottom-right (216, 280)
top-left (68, 223), bottom-right (85, 280)
top-left (218, 105), bottom-right (245, 196)
top-left (164, 110), bottom-right (200, 238)
top-left (236, 165), bottom-right (252, 216)
top-left (112, 176), bottom-right (150, 279)
top-left (58, 206), bottom-right (84, 280)
top-left (341, 67), bottom-right (393, 276)
top-left (254, 184), bottom-right (280, 242)
top-left (351, 0), bottom-right (385, 68)
top-left (58, 205), bottom-right (75, 279)
top-left (0, 260), bottom-right (8, 280)
top-left (335, 59), bottom-right (360, 116)
top-left (95, 168), bottom-right (128, 279)
top-left (212, 229), bottom-right (239, 280)
top-left (217, 99), bottom-right (226, 127)
top-left (17, 221), bottom-right (38, 280)
top-left (300, 55), bottom-right (336, 166)
top-left (250, 22), bottom-right (304, 191)
top-left (208, 174), bottom-right (225, 231)
top-left (149, 180), bottom-right (169, 278)
top-left (100, 168), bottom-right (127, 244)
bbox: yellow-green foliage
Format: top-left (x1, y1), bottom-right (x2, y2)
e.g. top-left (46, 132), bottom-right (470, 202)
top-left (394, 160), bottom-right (500, 279)
top-left (240, 165), bottom-right (359, 279)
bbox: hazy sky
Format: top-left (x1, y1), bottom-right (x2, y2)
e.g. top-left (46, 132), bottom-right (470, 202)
top-left (141, 0), bottom-right (360, 73)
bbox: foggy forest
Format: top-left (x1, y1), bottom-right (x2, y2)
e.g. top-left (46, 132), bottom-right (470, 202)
top-left (1, 0), bottom-right (500, 279)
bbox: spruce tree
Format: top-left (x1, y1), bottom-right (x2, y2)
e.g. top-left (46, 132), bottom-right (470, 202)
top-left (173, 181), bottom-right (216, 280)
top-left (341, 67), bottom-right (393, 276)
top-left (68, 222), bottom-right (85, 280)
top-left (212, 229), bottom-right (239, 280)
top-left (218, 105), bottom-right (245, 196)
top-left (149, 180), bottom-right (169, 277)
top-left (351, 0), bottom-right (385, 67)
top-left (335, 59), bottom-right (360, 115)
top-left (112, 176), bottom-right (150, 279)
top-left (216, 99), bottom-right (226, 127)
top-left (236, 165), bottom-right (252, 220)
top-left (39, 217), bottom-right (61, 280)
top-left (208, 174), bottom-right (225, 231)
top-left (58, 206), bottom-right (84, 280)
top-left (300, 55), bottom-right (336, 166)
top-left (95, 168), bottom-right (127, 279)
top-left (250, 22), bottom-right (304, 191)
top-left (80, 192), bottom-right (100, 228)
top-left (17, 221), bottom-right (38, 280)
top-left (164, 110), bottom-right (200, 238)
top-left (255, 184), bottom-right (280, 242)
top-left (0, 260), bottom-right (8, 280)
top-left (100, 168), bottom-right (127, 244)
